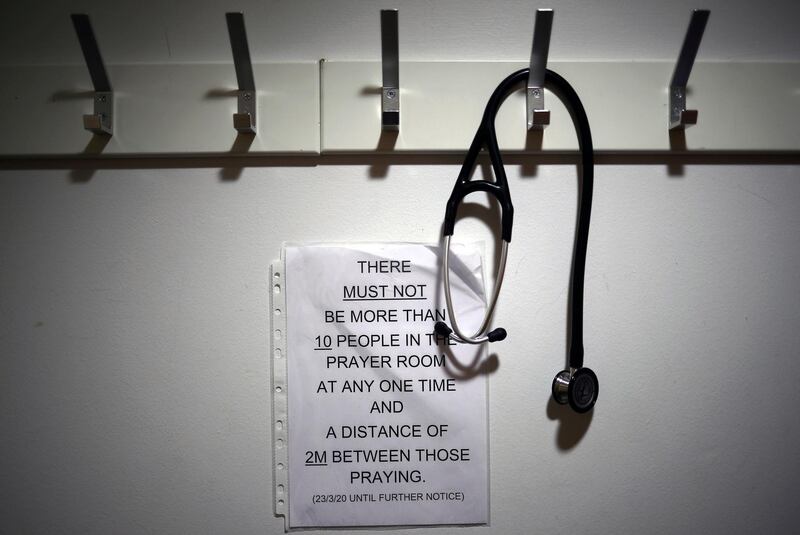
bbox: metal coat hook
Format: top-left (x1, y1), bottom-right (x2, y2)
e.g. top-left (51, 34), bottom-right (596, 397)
top-left (381, 9), bottom-right (400, 131)
top-left (669, 9), bottom-right (710, 130)
top-left (226, 12), bottom-right (257, 134)
top-left (71, 14), bottom-right (113, 136)
top-left (527, 9), bottom-right (553, 130)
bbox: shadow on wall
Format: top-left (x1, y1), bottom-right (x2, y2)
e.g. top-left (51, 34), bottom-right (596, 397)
top-left (521, 129), bottom-right (543, 177)
top-left (369, 131), bottom-right (399, 178)
top-left (668, 129), bottom-right (688, 177)
top-left (443, 345), bottom-right (500, 381)
top-left (70, 133), bottom-right (112, 182)
top-left (546, 396), bottom-right (593, 450)
top-left (219, 133), bottom-right (256, 180)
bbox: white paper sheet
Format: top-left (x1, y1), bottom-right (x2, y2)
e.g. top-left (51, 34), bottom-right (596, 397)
top-left (284, 243), bottom-right (489, 528)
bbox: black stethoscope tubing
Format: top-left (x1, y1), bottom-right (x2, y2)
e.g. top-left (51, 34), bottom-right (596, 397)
top-left (437, 67), bottom-right (594, 372)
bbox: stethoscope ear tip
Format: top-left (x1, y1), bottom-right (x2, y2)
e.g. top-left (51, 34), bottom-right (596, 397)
top-left (434, 321), bottom-right (453, 337)
top-left (487, 328), bottom-right (507, 342)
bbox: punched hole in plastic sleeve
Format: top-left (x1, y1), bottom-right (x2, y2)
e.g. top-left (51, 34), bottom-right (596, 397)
top-left (271, 261), bottom-right (289, 526)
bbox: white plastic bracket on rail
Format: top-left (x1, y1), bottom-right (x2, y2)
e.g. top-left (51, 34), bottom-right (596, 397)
top-left (0, 63), bottom-right (319, 156)
top-left (321, 60), bottom-right (800, 153)
top-left (1, 59), bottom-right (798, 156)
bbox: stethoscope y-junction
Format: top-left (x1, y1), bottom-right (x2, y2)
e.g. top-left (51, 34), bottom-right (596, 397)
top-left (434, 67), bottom-right (599, 413)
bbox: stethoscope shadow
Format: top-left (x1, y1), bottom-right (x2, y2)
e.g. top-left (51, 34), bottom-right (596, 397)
top-left (431, 204), bottom-right (503, 382)
top-left (546, 395), bottom-right (594, 450)
top-left (441, 343), bottom-right (500, 381)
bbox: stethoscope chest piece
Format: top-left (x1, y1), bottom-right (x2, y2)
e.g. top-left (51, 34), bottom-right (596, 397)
top-left (552, 367), bottom-right (598, 413)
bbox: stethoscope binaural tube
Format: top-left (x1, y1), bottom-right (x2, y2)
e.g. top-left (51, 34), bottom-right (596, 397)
top-left (436, 236), bottom-right (509, 344)
top-left (435, 67), bottom-right (599, 412)
top-left (433, 68), bottom-right (519, 346)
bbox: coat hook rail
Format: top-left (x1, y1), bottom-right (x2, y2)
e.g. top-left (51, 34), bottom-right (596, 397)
top-left (226, 12), bottom-right (257, 135)
top-left (71, 14), bottom-right (113, 136)
top-left (669, 9), bottom-right (710, 130)
top-left (381, 9), bottom-right (400, 131)
top-left (527, 8), bottom-right (553, 130)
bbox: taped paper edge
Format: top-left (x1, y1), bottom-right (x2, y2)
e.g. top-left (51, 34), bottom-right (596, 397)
top-left (270, 260), bottom-right (289, 528)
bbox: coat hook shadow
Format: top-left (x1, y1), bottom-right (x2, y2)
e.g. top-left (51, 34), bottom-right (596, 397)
top-left (360, 86), bottom-right (382, 96)
top-left (520, 129), bottom-right (543, 177)
top-left (51, 89), bottom-right (95, 102)
top-left (205, 88), bottom-right (239, 99)
top-left (69, 135), bottom-right (112, 182)
top-left (668, 129), bottom-right (688, 177)
top-left (369, 131), bottom-right (399, 178)
top-left (219, 133), bottom-right (256, 181)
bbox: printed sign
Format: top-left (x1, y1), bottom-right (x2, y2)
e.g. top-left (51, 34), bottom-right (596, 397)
top-left (284, 243), bottom-right (489, 528)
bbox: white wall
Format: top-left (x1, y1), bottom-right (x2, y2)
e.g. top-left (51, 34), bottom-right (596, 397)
top-left (2, 1), bottom-right (800, 534)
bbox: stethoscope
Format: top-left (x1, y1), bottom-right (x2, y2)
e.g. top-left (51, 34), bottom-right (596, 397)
top-left (434, 67), bottom-right (599, 413)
